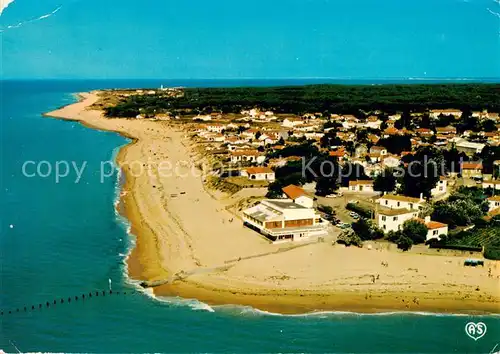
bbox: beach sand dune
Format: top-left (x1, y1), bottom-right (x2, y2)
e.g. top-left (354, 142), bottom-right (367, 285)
top-left (45, 92), bottom-right (500, 314)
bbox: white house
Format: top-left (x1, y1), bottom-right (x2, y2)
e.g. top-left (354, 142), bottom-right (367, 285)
top-left (366, 116), bottom-right (382, 130)
top-left (488, 196), bottom-right (500, 211)
top-left (482, 180), bottom-right (500, 190)
top-left (418, 217), bottom-right (448, 241)
top-left (369, 146), bottom-right (388, 156)
top-left (454, 139), bottom-right (486, 156)
top-left (230, 150), bottom-right (265, 164)
top-left (342, 117), bottom-right (360, 129)
top-left (206, 123), bottom-right (226, 133)
top-left (305, 132), bottom-right (325, 140)
top-left (381, 155), bottom-right (401, 168)
top-left (294, 123), bottom-right (320, 132)
top-left (348, 180), bottom-right (374, 193)
top-left (431, 178), bottom-right (448, 197)
top-left (429, 109), bottom-right (462, 119)
top-left (282, 184), bottom-right (314, 208)
top-left (377, 208), bottom-right (419, 233)
top-left (377, 210), bottom-right (448, 240)
top-left (205, 133), bottom-right (225, 142)
top-left (282, 117), bottom-right (304, 128)
top-left (376, 194), bottom-right (424, 211)
top-left (240, 167), bottom-right (275, 181)
top-left (242, 199), bottom-right (327, 243)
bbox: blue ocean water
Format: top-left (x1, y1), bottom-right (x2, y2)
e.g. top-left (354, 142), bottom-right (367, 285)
top-left (0, 80), bottom-right (499, 353)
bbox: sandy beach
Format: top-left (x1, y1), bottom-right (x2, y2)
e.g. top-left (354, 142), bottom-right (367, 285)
top-left (45, 92), bottom-right (500, 315)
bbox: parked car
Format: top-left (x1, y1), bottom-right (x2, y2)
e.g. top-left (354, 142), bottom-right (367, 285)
top-left (326, 191), bottom-right (343, 198)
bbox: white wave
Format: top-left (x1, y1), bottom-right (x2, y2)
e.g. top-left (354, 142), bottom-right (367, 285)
top-left (155, 296), bottom-right (216, 312)
top-left (1, 5), bottom-right (61, 32)
top-left (487, 7), bottom-right (500, 18)
top-left (0, 0), bottom-right (14, 15)
top-left (210, 304), bottom-right (500, 318)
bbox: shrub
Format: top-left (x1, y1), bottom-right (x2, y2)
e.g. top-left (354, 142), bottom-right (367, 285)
top-left (318, 205), bottom-right (334, 215)
top-left (337, 229), bottom-right (363, 247)
top-left (396, 235), bottom-right (413, 251)
top-left (484, 247), bottom-right (500, 260)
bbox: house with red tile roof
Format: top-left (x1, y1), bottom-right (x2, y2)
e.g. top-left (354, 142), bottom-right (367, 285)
top-left (382, 127), bottom-right (401, 137)
top-left (241, 167), bottom-right (275, 181)
top-left (329, 148), bottom-right (348, 159)
top-left (415, 217), bottom-right (448, 241)
top-left (436, 126), bottom-right (457, 135)
top-left (282, 184), bottom-right (314, 208)
top-left (460, 162), bottom-right (483, 178)
top-left (487, 196), bottom-right (500, 212)
top-left (416, 128), bottom-right (433, 137)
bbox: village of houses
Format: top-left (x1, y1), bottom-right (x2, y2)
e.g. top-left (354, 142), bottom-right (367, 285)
top-left (174, 107), bottom-right (500, 246)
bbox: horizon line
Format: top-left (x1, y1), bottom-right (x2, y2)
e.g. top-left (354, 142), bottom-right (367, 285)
top-left (2, 76), bottom-right (500, 81)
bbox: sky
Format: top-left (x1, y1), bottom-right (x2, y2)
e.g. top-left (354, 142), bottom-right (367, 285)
top-left (0, 0), bottom-right (499, 79)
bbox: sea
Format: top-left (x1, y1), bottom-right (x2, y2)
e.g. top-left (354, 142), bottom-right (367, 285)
top-left (1, 79), bottom-right (499, 353)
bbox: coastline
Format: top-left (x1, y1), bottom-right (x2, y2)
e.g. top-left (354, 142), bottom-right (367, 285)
top-left (44, 91), bottom-right (500, 315)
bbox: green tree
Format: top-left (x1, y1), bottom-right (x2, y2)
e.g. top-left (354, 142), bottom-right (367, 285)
top-left (373, 168), bottom-right (397, 193)
top-left (400, 147), bottom-right (443, 199)
top-left (432, 188), bottom-right (488, 227)
top-left (315, 176), bottom-right (338, 197)
top-left (266, 181), bottom-right (283, 198)
top-left (386, 230), bottom-right (413, 251)
top-left (482, 119), bottom-right (497, 132)
top-left (379, 135), bottom-right (412, 155)
top-left (394, 111), bottom-right (412, 130)
top-left (402, 220), bottom-right (428, 244)
top-left (352, 218), bottom-right (384, 241)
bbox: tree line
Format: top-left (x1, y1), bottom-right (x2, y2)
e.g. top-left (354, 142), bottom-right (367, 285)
top-left (105, 84), bottom-right (500, 117)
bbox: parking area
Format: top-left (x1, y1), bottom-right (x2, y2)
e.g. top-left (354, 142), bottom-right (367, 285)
top-left (316, 191), bottom-right (379, 225)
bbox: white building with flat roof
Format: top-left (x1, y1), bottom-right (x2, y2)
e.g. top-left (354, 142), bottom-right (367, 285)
top-left (243, 199), bottom-right (327, 243)
top-left (454, 139), bottom-right (486, 155)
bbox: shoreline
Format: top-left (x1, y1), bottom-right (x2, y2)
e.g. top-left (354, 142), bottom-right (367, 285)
top-left (44, 91), bottom-right (500, 315)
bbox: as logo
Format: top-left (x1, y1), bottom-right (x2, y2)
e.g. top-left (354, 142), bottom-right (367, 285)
top-left (465, 322), bottom-right (487, 341)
